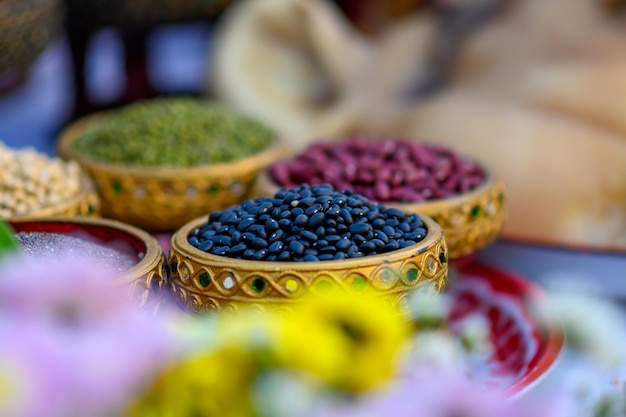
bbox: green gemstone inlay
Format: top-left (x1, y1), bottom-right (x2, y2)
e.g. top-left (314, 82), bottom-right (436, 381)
top-left (439, 252), bottom-right (447, 264)
top-left (199, 272), bottom-right (211, 287)
top-left (471, 205), bottom-right (481, 218)
top-left (170, 260), bottom-right (178, 274)
top-left (208, 184), bottom-right (220, 193)
top-left (252, 278), bottom-right (266, 293)
top-left (498, 192), bottom-right (504, 203)
top-left (111, 181), bottom-right (122, 194)
top-left (406, 268), bottom-right (419, 282)
top-left (352, 277), bottom-right (367, 291)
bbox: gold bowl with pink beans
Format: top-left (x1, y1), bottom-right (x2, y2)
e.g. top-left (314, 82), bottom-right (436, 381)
top-left (252, 138), bottom-right (505, 259)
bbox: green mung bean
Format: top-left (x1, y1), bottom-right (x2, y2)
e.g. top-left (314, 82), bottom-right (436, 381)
top-left (71, 98), bottom-right (274, 167)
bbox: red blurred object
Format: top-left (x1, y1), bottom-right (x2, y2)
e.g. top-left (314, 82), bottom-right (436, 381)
top-left (449, 263), bottom-right (563, 396)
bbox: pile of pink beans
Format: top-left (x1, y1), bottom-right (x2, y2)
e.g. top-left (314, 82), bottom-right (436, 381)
top-left (270, 138), bottom-right (486, 203)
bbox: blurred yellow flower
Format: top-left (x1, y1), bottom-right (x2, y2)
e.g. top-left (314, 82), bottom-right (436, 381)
top-left (129, 293), bottom-right (410, 416)
top-left (291, 292), bottom-right (411, 392)
top-left (128, 347), bottom-right (256, 417)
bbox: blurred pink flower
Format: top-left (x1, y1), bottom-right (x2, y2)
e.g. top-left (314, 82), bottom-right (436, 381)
top-left (0, 256), bottom-right (177, 417)
top-left (308, 364), bottom-right (563, 417)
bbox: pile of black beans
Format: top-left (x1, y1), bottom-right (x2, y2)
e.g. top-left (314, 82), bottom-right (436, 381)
top-left (189, 184), bottom-right (428, 262)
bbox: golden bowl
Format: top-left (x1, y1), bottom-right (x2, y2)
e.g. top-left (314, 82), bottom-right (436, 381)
top-left (6, 175), bottom-right (100, 220)
top-left (57, 114), bottom-right (291, 231)
top-left (252, 168), bottom-right (505, 260)
top-left (168, 215), bottom-right (448, 314)
top-left (9, 216), bottom-right (167, 308)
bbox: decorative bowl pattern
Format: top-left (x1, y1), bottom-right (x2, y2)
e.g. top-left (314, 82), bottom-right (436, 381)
top-left (9, 216), bottom-right (167, 308)
top-left (252, 169), bottom-right (506, 259)
top-left (57, 114), bottom-right (290, 231)
top-left (168, 215), bottom-right (447, 313)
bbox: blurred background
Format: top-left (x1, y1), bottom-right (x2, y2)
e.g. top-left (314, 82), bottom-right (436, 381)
top-left (1, 0), bottom-right (626, 295)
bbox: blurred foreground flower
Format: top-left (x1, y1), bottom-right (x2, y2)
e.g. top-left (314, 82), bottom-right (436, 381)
top-left (129, 291), bottom-right (410, 417)
top-left (0, 255), bottom-right (177, 417)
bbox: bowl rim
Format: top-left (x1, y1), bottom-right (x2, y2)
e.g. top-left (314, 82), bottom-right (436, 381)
top-left (256, 161), bottom-right (503, 210)
top-left (9, 216), bottom-right (162, 285)
top-left (57, 111), bottom-right (291, 179)
top-left (170, 213), bottom-right (445, 271)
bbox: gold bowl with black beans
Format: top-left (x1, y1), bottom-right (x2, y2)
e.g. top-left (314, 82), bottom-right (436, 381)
top-left (253, 138), bottom-right (506, 260)
top-left (57, 98), bottom-right (290, 231)
top-left (168, 184), bottom-right (448, 313)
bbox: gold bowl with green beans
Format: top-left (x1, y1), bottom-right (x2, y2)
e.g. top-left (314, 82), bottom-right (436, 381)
top-left (57, 99), bottom-right (289, 231)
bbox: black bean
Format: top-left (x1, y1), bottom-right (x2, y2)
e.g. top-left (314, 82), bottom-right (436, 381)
top-left (268, 241), bottom-right (284, 253)
top-left (315, 226), bottom-right (326, 237)
top-left (319, 245), bottom-right (336, 254)
top-left (325, 235), bottom-right (341, 243)
top-left (220, 210), bottom-right (237, 224)
top-left (304, 254), bottom-right (319, 262)
top-left (249, 225), bottom-right (267, 238)
top-left (300, 197), bottom-right (316, 206)
top-left (384, 241), bottom-right (399, 251)
top-left (266, 218), bottom-right (279, 233)
top-left (360, 241), bottom-right (377, 252)
top-left (353, 235), bottom-right (367, 246)
top-left (305, 204), bottom-right (323, 215)
top-left (199, 240), bottom-right (213, 251)
top-left (202, 230), bottom-right (216, 240)
top-left (278, 251), bottom-right (291, 261)
top-left (382, 225), bottom-right (395, 237)
top-left (295, 214), bottom-right (309, 227)
top-left (325, 218), bottom-right (337, 227)
top-left (334, 252), bottom-right (346, 260)
top-left (214, 246), bottom-right (230, 256)
top-left (229, 243), bottom-right (247, 254)
top-left (243, 249), bottom-right (256, 258)
top-left (251, 237), bottom-right (268, 249)
top-left (253, 249), bottom-right (269, 260)
top-left (189, 236), bottom-right (200, 247)
top-left (211, 235), bottom-right (231, 246)
top-left (292, 207), bottom-right (304, 216)
top-left (208, 211), bottom-right (221, 223)
top-left (399, 222), bottom-right (411, 233)
top-left (313, 239), bottom-right (328, 247)
top-left (318, 254), bottom-right (335, 261)
top-left (269, 229), bottom-right (285, 242)
top-left (230, 230), bottom-right (242, 244)
top-left (278, 219), bottom-right (291, 228)
top-left (370, 238), bottom-right (385, 250)
top-left (336, 238), bottom-right (351, 250)
top-left (267, 255), bottom-right (277, 261)
top-left (340, 208), bottom-right (353, 224)
top-left (372, 218), bottom-right (386, 229)
top-left (326, 204), bottom-right (341, 217)
top-left (289, 240), bottom-right (305, 256)
top-left (308, 212), bottom-right (325, 228)
top-left (349, 223), bottom-right (371, 235)
top-left (399, 240), bottom-right (416, 248)
top-left (300, 230), bottom-right (318, 242)
top-left (386, 207), bottom-right (406, 219)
